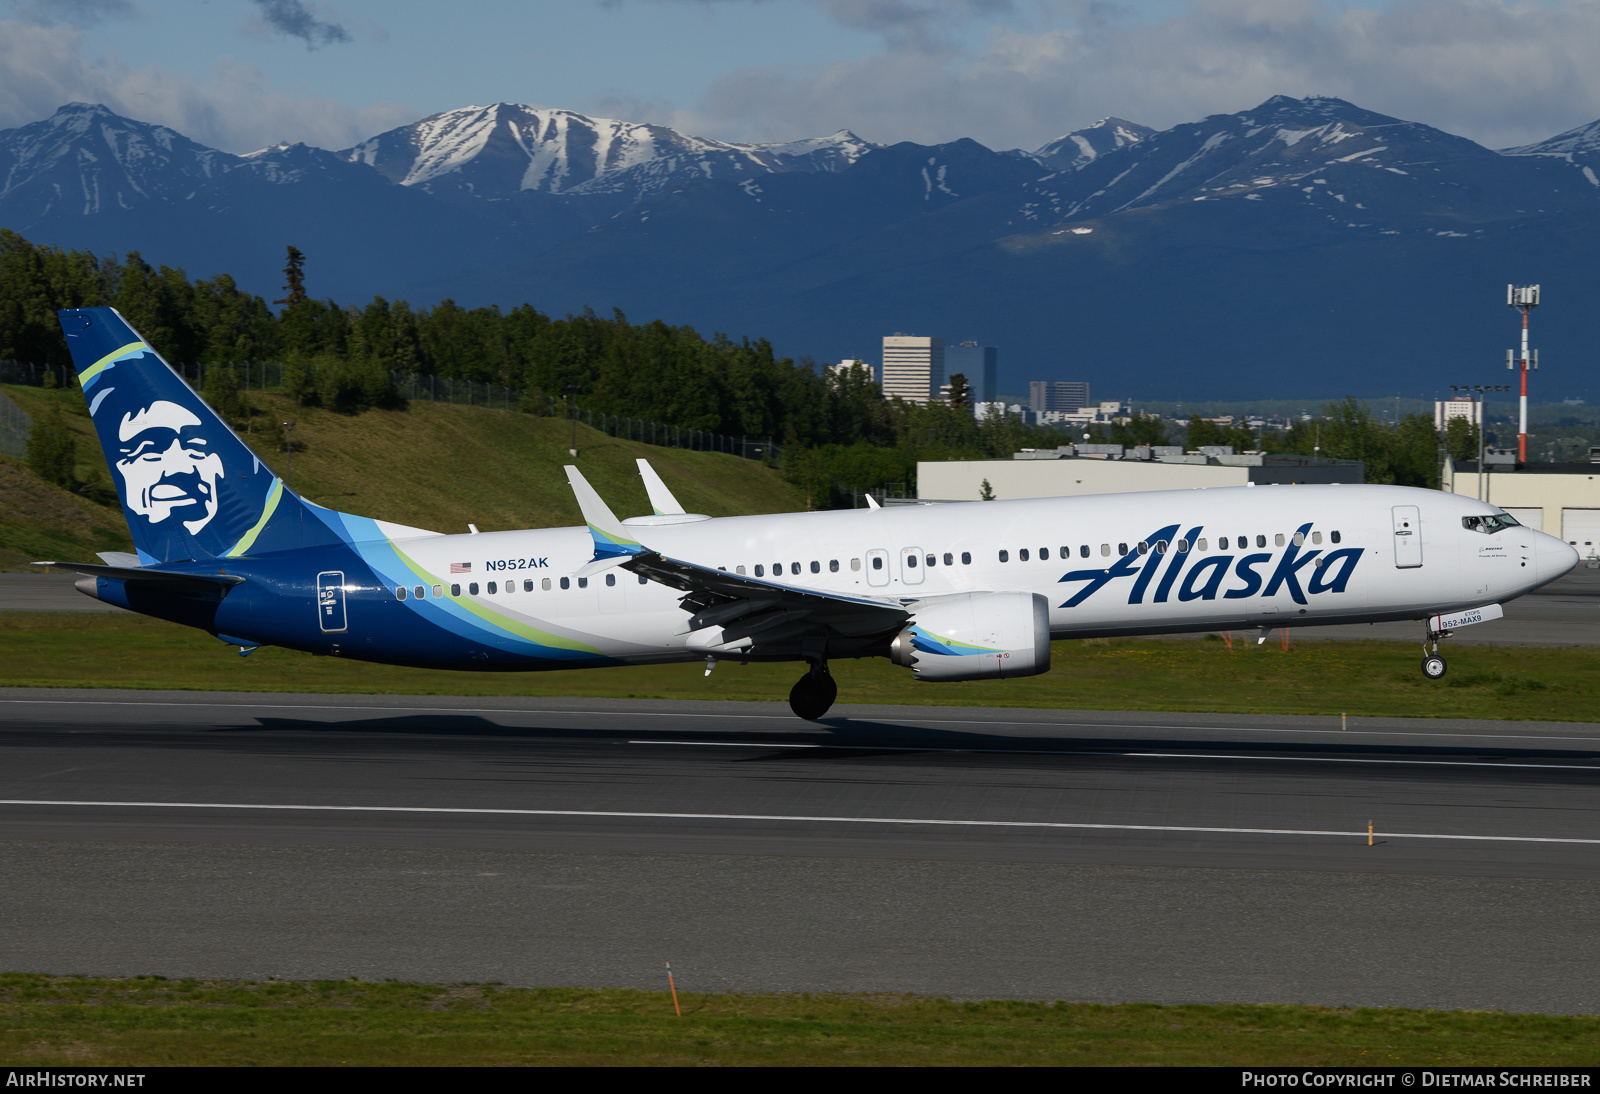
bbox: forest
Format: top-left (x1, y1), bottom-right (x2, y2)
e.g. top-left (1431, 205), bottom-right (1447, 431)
top-left (0, 231), bottom-right (1473, 505)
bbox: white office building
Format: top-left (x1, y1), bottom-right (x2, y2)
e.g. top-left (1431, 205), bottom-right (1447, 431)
top-left (1435, 396), bottom-right (1482, 429)
top-left (881, 334), bottom-right (944, 405)
top-left (828, 359), bottom-right (876, 384)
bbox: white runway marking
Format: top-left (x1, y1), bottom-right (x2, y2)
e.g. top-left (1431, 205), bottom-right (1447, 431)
top-left (1, 799), bottom-right (1597, 845)
top-left (630, 739), bottom-right (1600, 772)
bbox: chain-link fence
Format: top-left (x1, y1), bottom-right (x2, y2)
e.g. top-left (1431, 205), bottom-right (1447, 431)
top-left (0, 390), bottom-right (29, 459)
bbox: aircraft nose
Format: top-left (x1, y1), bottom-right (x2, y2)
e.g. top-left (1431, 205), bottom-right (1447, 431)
top-left (1535, 532), bottom-right (1579, 587)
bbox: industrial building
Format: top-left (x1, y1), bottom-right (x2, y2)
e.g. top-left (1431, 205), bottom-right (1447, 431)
top-left (918, 446), bottom-right (1363, 502)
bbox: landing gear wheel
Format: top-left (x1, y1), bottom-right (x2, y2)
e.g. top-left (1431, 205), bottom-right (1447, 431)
top-left (788, 666), bottom-right (838, 720)
top-left (1422, 655), bottom-right (1447, 680)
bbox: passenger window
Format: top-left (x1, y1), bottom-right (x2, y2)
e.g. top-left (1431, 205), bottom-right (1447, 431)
top-left (872, 557), bottom-right (883, 570)
top-left (1292, 532), bottom-right (1304, 546)
top-left (638, 574), bottom-right (647, 584)
top-left (1274, 534), bottom-right (1285, 547)
top-left (1019, 549), bottom-right (1029, 562)
top-left (774, 562), bottom-right (782, 574)
top-left (487, 581), bottom-right (497, 594)
top-left (907, 555), bottom-right (919, 568)
top-left (451, 583), bottom-right (461, 596)
top-left (1101, 544), bottom-right (1110, 556)
top-left (605, 573), bottom-right (616, 586)
top-left (505, 581), bottom-right (513, 594)
top-left (755, 564), bottom-right (764, 577)
top-left (1256, 535), bottom-right (1267, 548)
top-left (578, 577), bottom-right (588, 589)
top-left (396, 586), bottom-right (407, 601)
top-left (1119, 543), bottom-right (1129, 555)
top-left (415, 585), bottom-right (426, 599)
top-left (811, 561), bottom-right (821, 573)
top-left (1040, 547), bottom-right (1048, 560)
top-left (851, 558), bottom-right (861, 571)
top-left (559, 578), bottom-right (569, 590)
top-left (926, 554), bottom-right (936, 567)
top-left (541, 578), bottom-right (551, 591)
top-left (1311, 532), bottom-right (1323, 545)
top-left (1080, 545), bottom-right (1090, 558)
top-left (1198, 539), bottom-right (1208, 552)
top-left (1331, 531), bottom-right (1342, 544)
top-left (830, 560), bottom-right (840, 572)
top-left (1177, 539), bottom-right (1189, 553)
top-left (961, 552), bottom-right (972, 564)
top-left (1155, 540), bottom-right (1168, 554)
top-left (942, 553), bottom-right (953, 566)
top-left (737, 565), bottom-right (747, 575)
top-left (1137, 542), bottom-right (1149, 555)
top-left (522, 580), bottom-right (532, 592)
top-left (470, 582), bottom-right (480, 595)
top-left (434, 584), bottom-right (443, 598)
top-left (999, 550), bottom-right (1009, 562)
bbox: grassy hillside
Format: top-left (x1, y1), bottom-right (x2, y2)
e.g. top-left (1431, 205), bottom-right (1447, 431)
top-left (0, 385), bottom-right (806, 569)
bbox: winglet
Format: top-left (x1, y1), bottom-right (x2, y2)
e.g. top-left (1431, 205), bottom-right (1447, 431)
top-left (565, 466), bottom-right (645, 560)
top-left (636, 459), bottom-right (686, 516)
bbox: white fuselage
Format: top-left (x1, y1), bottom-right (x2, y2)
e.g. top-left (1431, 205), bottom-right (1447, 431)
top-left (384, 483), bottom-right (1577, 664)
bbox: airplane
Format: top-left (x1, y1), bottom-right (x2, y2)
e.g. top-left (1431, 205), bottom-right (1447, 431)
top-left (40, 307), bottom-right (1579, 720)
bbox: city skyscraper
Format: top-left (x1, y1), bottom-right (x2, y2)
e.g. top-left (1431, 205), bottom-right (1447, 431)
top-left (947, 342), bottom-right (998, 403)
top-left (1030, 380), bottom-right (1091, 413)
top-left (881, 335), bottom-right (945, 405)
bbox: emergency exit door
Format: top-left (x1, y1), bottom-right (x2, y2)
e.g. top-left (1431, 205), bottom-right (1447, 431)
top-left (1391, 506), bottom-right (1422, 569)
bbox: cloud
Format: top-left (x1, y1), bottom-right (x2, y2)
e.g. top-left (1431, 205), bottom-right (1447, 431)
top-left (244, 0), bottom-right (350, 48)
top-left (672, 0), bottom-right (1600, 151)
top-left (6, 0), bottom-right (136, 25)
top-left (0, 20), bottom-right (413, 151)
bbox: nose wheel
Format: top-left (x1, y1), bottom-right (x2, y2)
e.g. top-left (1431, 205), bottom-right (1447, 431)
top-left (788, 661), bottom-right (837, 720)
top-left (1419, 621), bottom-right (1451, 680)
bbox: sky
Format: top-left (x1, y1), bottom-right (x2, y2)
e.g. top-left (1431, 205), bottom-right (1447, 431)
top-left (2, 0), bottom-right (1600, 154)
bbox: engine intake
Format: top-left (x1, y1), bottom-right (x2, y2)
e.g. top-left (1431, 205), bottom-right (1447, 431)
top-left (889, 591), bottom-right (1051, 681)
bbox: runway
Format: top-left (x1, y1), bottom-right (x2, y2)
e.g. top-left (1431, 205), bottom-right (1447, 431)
top-left (1, 690), bottom-right (1598, 1012)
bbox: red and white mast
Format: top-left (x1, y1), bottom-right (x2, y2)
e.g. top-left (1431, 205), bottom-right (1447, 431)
top-left (1507, 284), bottom-right (1539, 463)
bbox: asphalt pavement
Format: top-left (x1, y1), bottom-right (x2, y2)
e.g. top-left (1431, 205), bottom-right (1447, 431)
top-left (0, 691), bottom-right (1596, 1012)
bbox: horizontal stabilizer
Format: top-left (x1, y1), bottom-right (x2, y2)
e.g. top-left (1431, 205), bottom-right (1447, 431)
top-left (34, 560), bottom-right (245, 590)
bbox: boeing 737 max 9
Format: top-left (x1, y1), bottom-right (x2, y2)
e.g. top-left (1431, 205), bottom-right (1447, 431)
top-left (41, 308), bottom-right (1579, 719)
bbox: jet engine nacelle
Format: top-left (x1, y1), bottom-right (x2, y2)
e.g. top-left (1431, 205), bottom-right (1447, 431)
top-left (889, 591), bottom-right (1051, 681)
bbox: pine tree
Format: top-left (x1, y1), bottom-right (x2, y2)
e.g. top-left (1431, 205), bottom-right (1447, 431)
top-left (947, 372), bottom-right (971, 410)
top-left (275, 246), bottom-right (308, 307)
top-left (979, 478), bottom-right (995, 501)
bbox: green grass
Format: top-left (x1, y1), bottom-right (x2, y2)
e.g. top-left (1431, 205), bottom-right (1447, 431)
top-left (4, 612), bottom-right (1597, 722)
top-left (1, 974), bottom-right (1595, 1066)
top-left (0, 385), bottom-right (806, 570)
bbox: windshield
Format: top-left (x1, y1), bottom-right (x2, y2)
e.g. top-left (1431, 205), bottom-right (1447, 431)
top-left (1462, 512), bottom-right (1520, 535)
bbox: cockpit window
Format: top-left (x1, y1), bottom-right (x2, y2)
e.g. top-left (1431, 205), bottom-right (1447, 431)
top-left (1463, 513), bottom-right (1520, 535)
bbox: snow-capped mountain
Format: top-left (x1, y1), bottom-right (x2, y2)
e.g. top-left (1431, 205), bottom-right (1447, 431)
top-left (0, 102), bottom-right (238, 222)
top-left (340, 103), bottom-right (876, 208)
top-left (1005, 95), bottom-right (1591, 232)
top-left (1502, 119), bottom-right (1600, 188)
top-left (1029, 117), bottom-right (1153, 172)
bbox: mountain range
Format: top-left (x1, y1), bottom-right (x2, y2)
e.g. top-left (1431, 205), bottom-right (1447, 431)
top-left (3, 97), bottom-right (1599, 400)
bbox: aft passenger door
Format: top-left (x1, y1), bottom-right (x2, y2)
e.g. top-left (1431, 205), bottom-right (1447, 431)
top-left (1391, 506), bottom-right (1422, 569)
top-left (317, 571), bottom-right (348, 632)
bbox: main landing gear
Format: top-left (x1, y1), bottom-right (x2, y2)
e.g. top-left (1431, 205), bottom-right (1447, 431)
top-left (789, 661), bottom-right (837, 720)
top-left (1421, 622), bottom-right (1451, 680)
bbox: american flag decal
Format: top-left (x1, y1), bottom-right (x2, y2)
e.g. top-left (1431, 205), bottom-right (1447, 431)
top-left (450, 562), bottom-right (471, 574)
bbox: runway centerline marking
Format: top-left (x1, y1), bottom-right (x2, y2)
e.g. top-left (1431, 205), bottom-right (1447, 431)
top-left (4, 698), bottom-right (1600, 745)
top-left (0, 799), bottom-right (1596, 846)
top-left (628, 740), bottom-right (1600, 772)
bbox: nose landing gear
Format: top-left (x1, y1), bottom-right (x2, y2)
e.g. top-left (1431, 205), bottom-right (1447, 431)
top-left (788, 661), bottom-right (837, 720)
top-left (1420, 622), bottom-right (1451, 679)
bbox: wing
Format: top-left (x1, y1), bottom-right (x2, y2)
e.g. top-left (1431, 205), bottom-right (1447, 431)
top-left (564, 465), bottom-right (907, 656)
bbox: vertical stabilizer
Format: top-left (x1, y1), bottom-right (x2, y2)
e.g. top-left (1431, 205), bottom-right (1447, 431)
top-left (57, 307), bottom-right (339, 563)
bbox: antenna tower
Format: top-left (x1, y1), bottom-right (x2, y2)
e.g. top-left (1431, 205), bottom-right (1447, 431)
top-left (1507, 284), bottom-right (1540, 463)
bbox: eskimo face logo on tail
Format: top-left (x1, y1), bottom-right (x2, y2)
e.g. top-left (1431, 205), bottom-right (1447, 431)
top-left (114, 399), bottom-right (225, 535)
top-left (1059, 523), bottom-right (1362, 608)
